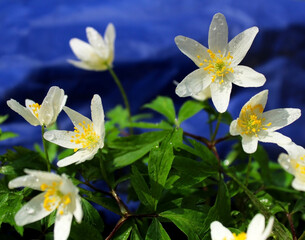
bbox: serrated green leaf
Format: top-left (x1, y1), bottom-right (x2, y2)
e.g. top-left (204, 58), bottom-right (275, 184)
top-left (145, 218), bottom-right (170, 240)
top-left (81, 198), bottom-right (104, 232)
top-left (143, 96), bottom-right (176, 125)
top-left (113, 218), bottom-right (133, 240)
top-left (84, 195), bottom-right (121, 216)
top-left (178, 100), bottom-right (204, 125)
top-left (70, 221), bottom-right (103, 240)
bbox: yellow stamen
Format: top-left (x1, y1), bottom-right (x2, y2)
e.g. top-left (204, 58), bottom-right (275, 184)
top-left (29, 103), bottom-right (41, 118)
top-left (232, 232), bottom-right (247, 240)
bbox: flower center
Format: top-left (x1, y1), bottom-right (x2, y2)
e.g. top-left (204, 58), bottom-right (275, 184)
top-left (232, 232), bottom-right (247, 240)
top-left (29, 103), bottom-right (41, 118)
top-left (70, 121), bottom-right (100, 152)
top-left (237, 104), bottom-right (271, 137)
top-left (199, 49), bottom-right (234, 84)
top-left (292, 157), bottom-right (305, 181)
top-left (40, 182), bottom-right (71, 215)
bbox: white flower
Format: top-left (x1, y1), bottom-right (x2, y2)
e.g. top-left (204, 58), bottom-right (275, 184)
top-left (7, 86), bottom-right (67, 127)
top-left (230, 90), bottom-right (301, 154)
top-left (8, 169), bottom-right (83, 240)
top-left (68, 23), bottom-right (115, 71)
top-left (278, 142), bottom-right (305, 191)
top-left (192, 87), bottom-right (211, 101)
top-left (210, 213), bottom-right (274, 240)
top-left (44, 94), bottom-right (105, 167)
top-left (175, 13), bottom-right (266, 113)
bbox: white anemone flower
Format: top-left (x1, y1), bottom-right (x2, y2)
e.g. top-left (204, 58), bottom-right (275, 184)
top-left (8, 169), bottom-right (82, 240)
top-left (192, 87), bottom-right (212, 101)
top-left (44, 94), bottom-right (105, 167)
top-left (230, 90), bottom-right (301, 154)
top-left (68, 23), bottom-right (115, 71)
top-left (210, 213), bottom-right (274, 240)
top-left (278, 142), bottom-right (305, 191)
top-left (175, 13), bottom-right (266, 113)
top-left (7, 86), bottom-right (67, 128)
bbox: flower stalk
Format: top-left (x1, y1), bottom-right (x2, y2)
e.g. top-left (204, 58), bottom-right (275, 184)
top-left (41, 125), bottom-right (51, 172)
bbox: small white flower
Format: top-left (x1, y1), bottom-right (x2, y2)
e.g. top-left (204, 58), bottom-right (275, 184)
top-left (230, 90), bottom-right (301, 154)
top-left (9, 169), bottom-right (83, 240)
top-left (175, 13), bottom-right (266, 113)
top-left (7, 86), bottom-right (67, 127)
top-left (192, 87), bottom-right (212, 101)
top-left (278, 142), bottom-right (305, 191)
top-left (69, 23), bottom-right (115, 71)
top-left (44, 94), bottom-right (105, 167)
top-left (210, 213), bottom-right (274, 240)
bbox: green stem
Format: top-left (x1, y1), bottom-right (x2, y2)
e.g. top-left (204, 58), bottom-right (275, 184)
top-left (41, 125), bottom-right (51, 172)
top-left (246, 154), bottom-right (252, 186)
top-left (211, 113), bottom-right (222, 142)
top-left (106, 64), bottom-right (133, 134)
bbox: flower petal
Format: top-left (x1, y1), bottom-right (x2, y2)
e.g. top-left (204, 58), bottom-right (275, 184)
top-left (73, 196), bottom-right (83, 223)
top-left (104, 23), bottom-right (116, 47)
top-left (227, 26), bottom-right (259, 65)
top-left (90, 94), bottom-right (105, 138)
top-left (246, 213), bottom-right (265, 240)
top-left (241, 135), bottom-right (258, 154)
top-left (261, 216), bottom-right (274, 240)
top-left (229, 119), bottom-right (240, 136)
top-left (292, 178), bottom-right (305, 191)
top-left (279, 142), bottom-right (305, 160)
top-left (57, 149), bottom-right (96, 167)
top-left (54, 211), bottom-right (73, 240)
top-left (7, 99), bottom-right (41, 126)
top-left (63, 106), bottom-right (92, 130)
top-left (14, 192), bottom-right (55, 226)
top-left (210, 221), bottom-right (233, 240)
top-left (44, 130), bottom-right (80, 149)
top-left (241, 90), bottom-right (268, 116)
top-left (208, 13), bottom-right (228, 53)
top-left (175, 35), bottom-right (210, 68)
top-left (69, 38), bottom-right (98, 62)
top-left (258, 131), bottom-right (291, 145)
top-left (231, 65), bottom-right (266, 87)
top-left (175, 68), bottom-right (211, 97)
top-left (278, 153), bottom-right (295, 175)
top-left (86, 27), bottom-right (106, 51)
top-left (67, 59), bottom-right (97, 70)
top-left (262, 108), bottom-right (301, 132)
top-left (192, 87), bottom-right (211, 101)
top-left (210, 80), bottom-right (232, 113)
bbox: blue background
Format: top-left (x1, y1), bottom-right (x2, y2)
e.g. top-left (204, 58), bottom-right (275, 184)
top-left (1, 0), bottom-right (305, 232)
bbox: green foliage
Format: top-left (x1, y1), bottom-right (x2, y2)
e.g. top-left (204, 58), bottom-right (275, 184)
top-left (0, 115), bottom-right (18, 141)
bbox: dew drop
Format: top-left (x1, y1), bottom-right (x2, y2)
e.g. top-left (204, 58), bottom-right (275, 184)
top-left (25, 207), bottom-right (35, 214)
top-left (212, 27), bottom-right (217, 31)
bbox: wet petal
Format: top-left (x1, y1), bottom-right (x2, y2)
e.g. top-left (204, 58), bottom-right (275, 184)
top-left (229, 119), bottom-right (240, 136)
top-left (192, 87), bottom-right (211, 101)
top-left (258, 131), bottom-right (291, 145)
top-left (73, 196), bottom-right (83, 223)
top-left (90, 94), bottom-right (105, 137)
top-left (57, 149), bottom-right (96, 167)
top-left (208, 13), bottom-right (228, 52)
top-left (210, 80), bottom-right (232, 113)
top-left (54, 212), bottom-right (73, 240)
top-left (278, 153), bottom-right (295, 175)
top-left (242, 135), bottom-right (258, 154)
top-left (44, 130), bottom-right (80, 149)
top-left (63, 106), bottom-right (92, 131)
top-left (231, 66), bottom-right (266, 87)
top-left (241, 90), bottom-right (268, 116)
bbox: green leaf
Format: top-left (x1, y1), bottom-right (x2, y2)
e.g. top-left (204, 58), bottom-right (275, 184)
top-left (0, 115), bottom-right (9, 124)
top-left (201, 177), bottom-right (231, 234)
top-left (84, 195), bottom-right (121, 216)
top-left (148, 129), bottom-right (182, 209)
top-left (145, 219), bottom-right (170, 240)
top-left (70, 221), bottom-right (103, 240)
top-left (178, 100), bottom-right (204, 125)
top-left (81, 198), bottom-right (104, 232)
top-left (112, 219), bottom-right (133, 240)
top-left (129, 121), bottom-right (173, 130)
top-left (143, 96), bottom-right (176, 125)
top-left (131, 165), bottom-right (154, 210)
top-left (252, 145), bottom-right (272, 184)
top-left (0, 132), bottom-right (18, 141)
top-left (160, 208), bottom-right (204, 239)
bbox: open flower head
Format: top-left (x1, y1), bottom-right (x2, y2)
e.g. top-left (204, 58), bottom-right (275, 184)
top-left (175, 13), bottom-right (266, 113)
top-left (8, 169), bottom-right (82, 240)
top-left (278, 142), bottom-right (305, 191)
top-left (69, 23), bottom-right (115, 71)
top-left (7, 86), bottom-right (67, 127)
top-left (230, 90), bottom-right (301, 154)
top-left (211, 213), bottom-right (274, 240)
top-left (44, 94), bottom-right (105, 167)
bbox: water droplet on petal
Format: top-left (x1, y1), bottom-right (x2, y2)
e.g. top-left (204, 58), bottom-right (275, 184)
top-left (25, 207), bottom-right (35, 214)
top-left (213, 27), bottom-right (217, 31)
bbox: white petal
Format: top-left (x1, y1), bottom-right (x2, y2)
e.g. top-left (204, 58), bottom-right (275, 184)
top-left (104, 23), bottom-right (116, 47)
top-left (278, 153), bottom-right (295, 175)
top-left (263, 108), bottom-right (301, 132)
top-left (63, 106), bottom-right (92, 131)
top-left (14, 192), bottom-right (55, 226)
top-left (67, 59), bottom-right (97, 71)
top-left (69, 38), bottom-right (98, 62)
top-left (54, 212), bottom-right (73, 240)
top-left (175, 35), bottom-right (210, 68)
top-left (279, 142), bottom-right (305, 159)
top-left (175, 68), bottom-right (211, 97)
top-left (261, 216), bottom-right (274, 240)
top-left (57, 149), bottom-right (96, 167)
top-left (73, 196), bottom-right (83, 223)
top-left (44, 130), bottom-right (80, 149)
top-left (90, 94), bottom-right (105, 137)
top-left (210, 221), bottom-right (233, 240)
top-left (258, 131), bottom-right (291, 145)
top-left (7, 99), bottom-right (41, 126)
top-left (208, 13), bottom-right (228, 52)
top-left (86, 27), bottom-right (106, 51)
top-left (227, 26), bottom-right (259, 65)
top-left (292, 178), bottom-right (305, 191)
top-left (231, 66), bottom-right (266, 87)
top-left (241, 90), bottom-right (268, 116)
top-left (229, 119), bottom-right (240, 136)
top-left (241, 135), bottom-right (258, 154)
top-left (210, 80), bottom-right (232, 113)
top-left (247, 214), bottom-right (265, 240)
top-left (192, 87), bottom-right (211, 101)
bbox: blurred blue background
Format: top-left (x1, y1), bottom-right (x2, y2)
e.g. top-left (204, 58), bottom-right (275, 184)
top-left (1, 0), bottom-right (305, 233)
